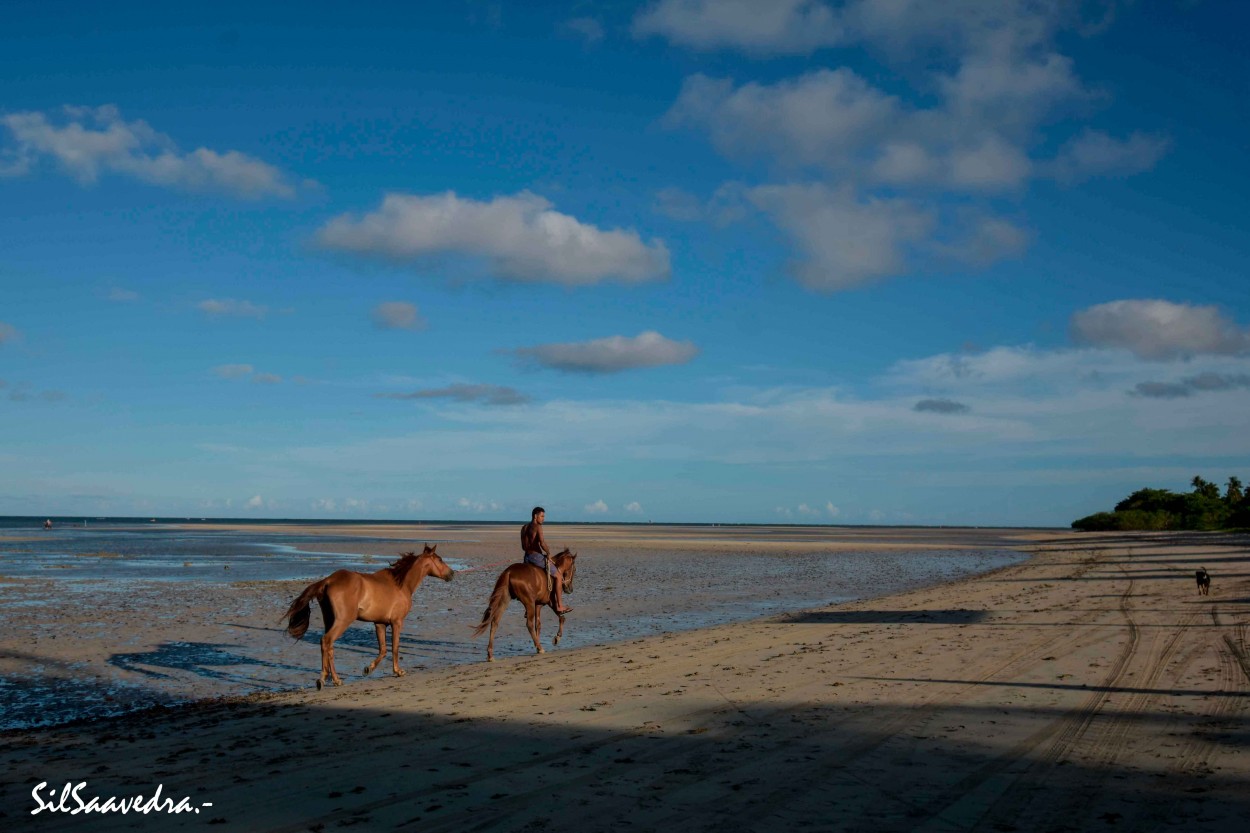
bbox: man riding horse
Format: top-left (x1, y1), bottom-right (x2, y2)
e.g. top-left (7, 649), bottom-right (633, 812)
top-left (522, 506), bottom-right (572, 615)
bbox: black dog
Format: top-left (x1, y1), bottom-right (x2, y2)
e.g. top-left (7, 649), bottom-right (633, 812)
top-left (1195, 568), bottom-right (1211, 596)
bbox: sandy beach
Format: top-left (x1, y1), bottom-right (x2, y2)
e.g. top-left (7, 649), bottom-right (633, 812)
top-left (2, 526), bottom-right (1247, 831)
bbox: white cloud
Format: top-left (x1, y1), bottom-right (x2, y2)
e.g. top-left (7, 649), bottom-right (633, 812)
top-left (562, 17), bottom-right (605, 44)
top-left (666, 71), bottom-right (1042, 192)
top-left (513, 331), bottom-right (699, 373)
top-left (1052, 129), bottom-right (1171, 183)
top-left (457, 497), bottom-right (502, 514)
top-left (640, 0), bottom-right (1083, 64)
top-left (0, 105), bottom-right (303, 199)
top-left (947, 135), bottom-right (1033, 191)
top-left (826, 502), bottom-right (840, 517)
top-left (1070, 300), bottom-right (1250, 361)
top-left (376, 383), bottom-right (530, 406)
top-left (937, 49), bottom-right (1085, 132)
top-left (647, 3), bottom-right (1163, 294)
top-left (313, 498), bottom-right (337, 511)
top-left (1131, 374), bottom-right (1250, 400)
top-left (246, 495), bottom-right (265, 509)
top-left (252, 373), bottom-right (282, 385)
top-left (914, 398), bottom-right (970, 414)
top-left (211, 364), bottom-right (254, 379)
top-left (666, 70), bottom-right (899, 169)
top-left (653, 187), bottom-right (706, 222)
top-left (937, 214), bottom-right (1031, 267)
top-left (0, 322), bottom-right (19, 344)
top-left (371, 301), bottom-right (426, 331)
top-left (199, 298), bottom-right (267, 319)
top-left (107, 287), bottom-right (139, 302)
top-left (653, 183), bottom-right (749, 225)
top-left (624, 501), bottom-right (644, 513)
top-left (634, 0), bottom-right (842, 54)
top-left (749, 184), bottom-right (932, 291)
top-left (261, 350), bottom-right (1250, 510)
top-left (585, 499), bottom-right (609, 514)
top-left (317, 191), bottom-right (670, 286)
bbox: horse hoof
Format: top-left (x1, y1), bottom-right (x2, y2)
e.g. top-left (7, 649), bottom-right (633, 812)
top-left (487, 656), bottom-right (495, 663)
top-left (316, 679), bottom-right (324, 691)
top-left (362, 666), bottom-right (373, 676)
top-left (537, 647), bottom-right (545, 654)
top-left (332, 679), bottom-right (343, 687)
top-left (394, 669), bottom-right (406, 678)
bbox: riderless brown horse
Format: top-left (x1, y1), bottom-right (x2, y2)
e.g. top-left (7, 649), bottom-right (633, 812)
top-left (471, 548), bottom-right (577, 661)
top-left (283, 545), bottom-right (455, 689)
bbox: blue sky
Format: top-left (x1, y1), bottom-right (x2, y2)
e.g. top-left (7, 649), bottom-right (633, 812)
top-left (2, 0), bottom-right (1248, 526)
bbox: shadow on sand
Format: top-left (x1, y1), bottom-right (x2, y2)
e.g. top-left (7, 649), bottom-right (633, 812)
top-left (777, 609), bottom-right (988, 625)
top-left (3, 694), bottom-right (1246, 833)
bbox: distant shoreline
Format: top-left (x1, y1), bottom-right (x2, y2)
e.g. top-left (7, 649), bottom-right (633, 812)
top-left (0, 514), bottom-right (1067, 531)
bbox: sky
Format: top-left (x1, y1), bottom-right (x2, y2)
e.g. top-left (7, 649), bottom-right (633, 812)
top-left (2, 0), bottom-right (1248, 526)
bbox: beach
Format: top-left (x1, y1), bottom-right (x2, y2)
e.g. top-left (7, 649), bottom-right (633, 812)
top-left (2, 526), bottom-right (1247, 831)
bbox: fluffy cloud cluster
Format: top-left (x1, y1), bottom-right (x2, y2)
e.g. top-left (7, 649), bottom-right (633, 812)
top-left (318, 191), bottom-right (671, 286)
top-left (643, 0), bottom-right (1167, 291)
top-left (1071, 299), bottom-right (1250, 361)
top-left (0, 105), bottom-right (302, 199)
top-left (512, 331), bottom-right (698, 373)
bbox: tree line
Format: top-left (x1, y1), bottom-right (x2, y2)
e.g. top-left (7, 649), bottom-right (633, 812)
top-left (1072, 476), bottom-right (1249, 531)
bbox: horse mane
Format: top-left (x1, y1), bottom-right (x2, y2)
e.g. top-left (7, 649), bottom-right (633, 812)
top-left (385, 552), bottom-right (420, 586)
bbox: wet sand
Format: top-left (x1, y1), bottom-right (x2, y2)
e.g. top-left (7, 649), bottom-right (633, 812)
top-left (3, 528), bottom-right (1248, 831)
top-left (0, 523), bottom-right (1027, 730)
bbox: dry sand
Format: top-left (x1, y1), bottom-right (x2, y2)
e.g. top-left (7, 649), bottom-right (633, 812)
top-left (2, 528), bottom-right (1248, 832)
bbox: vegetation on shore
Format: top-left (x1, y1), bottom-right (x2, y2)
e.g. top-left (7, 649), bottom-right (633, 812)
top-left (1073, 476), bottom-right (1249, 531)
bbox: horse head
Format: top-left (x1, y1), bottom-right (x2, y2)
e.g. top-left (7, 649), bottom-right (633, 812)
top-left (420, 543), bottom-right (455, 582)
top-left (555, 548), bottom-right (577, 593)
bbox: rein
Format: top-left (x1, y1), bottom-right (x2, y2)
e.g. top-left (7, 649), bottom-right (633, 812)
top-left (457, 559), bottom-right (517, 574)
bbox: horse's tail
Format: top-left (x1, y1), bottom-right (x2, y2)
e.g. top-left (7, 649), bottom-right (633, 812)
top-left (471, 571), bottom-right (511, 638)
top-left (284, 578), bottom-right (329, 640)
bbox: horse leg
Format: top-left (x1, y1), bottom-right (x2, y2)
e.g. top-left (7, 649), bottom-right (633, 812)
top-left (523, 598), bottom-right (544, 655)
top-left (363, 623), bottom-right (386, 676)
top-left (315, 597), bottom-right (334, 690)
top-left (487, 613), bottom-right (499, 662)
top-left (554, 613), bottom-right (566, 647)
top-left (391, 621), bottom-right (405, 677)
top-left (320, 606), bottom-right (353, 688)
